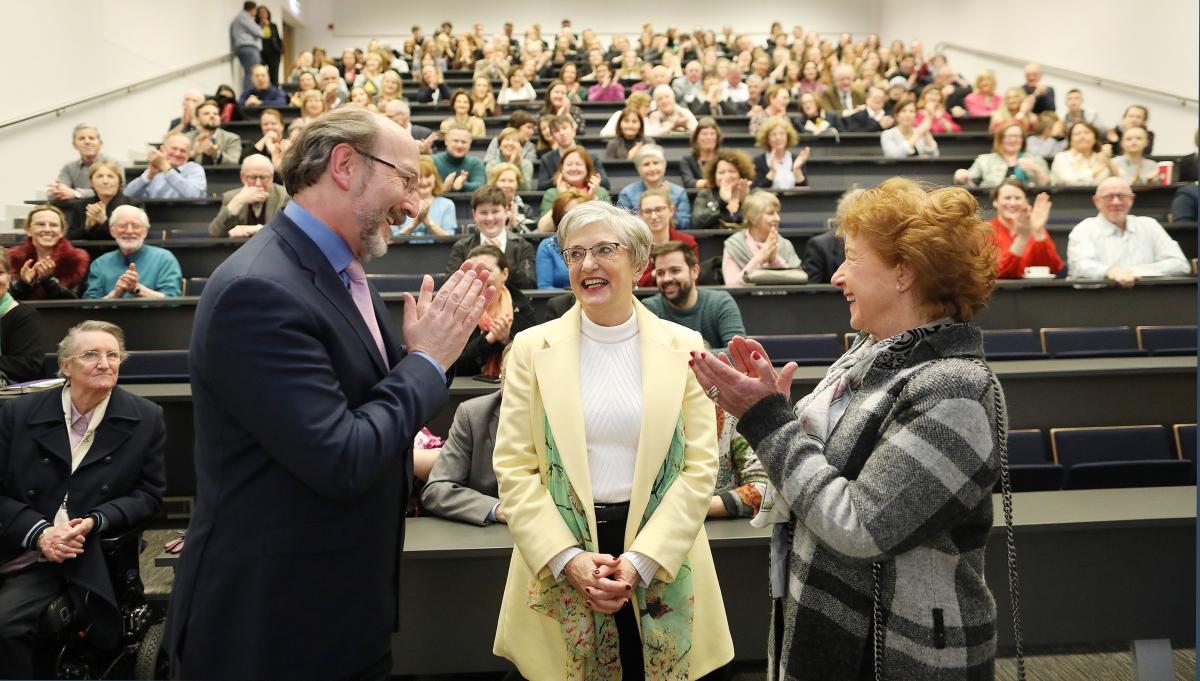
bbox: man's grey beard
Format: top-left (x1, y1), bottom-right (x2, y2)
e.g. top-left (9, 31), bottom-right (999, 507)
top-left (355, 210), bottom-right (389, 262)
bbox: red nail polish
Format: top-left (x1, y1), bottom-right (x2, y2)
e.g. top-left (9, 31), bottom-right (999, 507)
top-left (752, 351), bottom-right (761, 360)
top-left (688, 359), bottom-right (694, 367)
top-left (625, 584), bottom-right (631, 591)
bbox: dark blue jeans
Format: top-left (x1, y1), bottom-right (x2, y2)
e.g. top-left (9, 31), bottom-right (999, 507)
top-left (234, 46), bottom-right (261, 91)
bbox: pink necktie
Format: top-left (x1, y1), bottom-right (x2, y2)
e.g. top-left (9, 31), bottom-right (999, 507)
top-left (344, 260), bottom-right (387, 364)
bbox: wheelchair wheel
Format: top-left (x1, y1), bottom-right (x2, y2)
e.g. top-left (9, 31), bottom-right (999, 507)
top-left (133, 621), bottom-right (168, 680)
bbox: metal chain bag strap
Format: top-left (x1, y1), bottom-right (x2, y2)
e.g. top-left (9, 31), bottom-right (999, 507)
top-left (871, 359), bottom-right (1026, 681)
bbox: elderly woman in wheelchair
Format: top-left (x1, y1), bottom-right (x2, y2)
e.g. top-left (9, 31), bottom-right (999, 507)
top-left (0, 320), bottom-right (165, 678)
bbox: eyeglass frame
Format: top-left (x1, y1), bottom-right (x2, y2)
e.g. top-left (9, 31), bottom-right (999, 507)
top-left (1095, 192), bottom-right (1135, 202)
top-left (65, 350), bottom-right (125, 366)
top-left (356, 149), bottom-right (419, 194)
top-left (560, 241), bottom-right (625, 266)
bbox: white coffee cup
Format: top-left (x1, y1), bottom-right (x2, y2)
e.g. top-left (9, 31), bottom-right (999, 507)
top-left (1024, 266), bottom-right (1050, 278)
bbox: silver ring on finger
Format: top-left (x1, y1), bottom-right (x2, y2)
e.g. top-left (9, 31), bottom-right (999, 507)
top-left (706, 385), bottom-right (720, 401)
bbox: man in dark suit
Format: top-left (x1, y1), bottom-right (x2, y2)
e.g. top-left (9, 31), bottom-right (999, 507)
top-left (840, 87), bottom-right (895, 133)
top-left (207, 154), bottom-right (290, 237)
top-left (420, 391), bottom-right (503, 525)
top-left (164, 107), bottom-right (493, 680)
top-left (802, 228), bottom-right (846, 284)
top-left (444, 185), bottom-right (536, 289)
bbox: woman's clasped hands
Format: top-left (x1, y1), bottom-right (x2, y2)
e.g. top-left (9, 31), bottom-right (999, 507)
top-left (563, 552), bottom-right (639, 614)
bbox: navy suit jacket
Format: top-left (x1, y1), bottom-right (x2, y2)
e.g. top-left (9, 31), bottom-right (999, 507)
top-left (164, 211), bottom-right (448, 679)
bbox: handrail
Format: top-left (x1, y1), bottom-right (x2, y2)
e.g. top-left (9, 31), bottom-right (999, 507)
top-left (935, 42), bottom-right (1197, 107)
top-left (0, 54), bottom-right (235, 132)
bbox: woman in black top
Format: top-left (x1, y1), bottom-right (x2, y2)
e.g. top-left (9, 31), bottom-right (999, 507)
top-left (256, 7), bottom-right (284, 85)
top-left (681, 117), bottom-right (724, 188)
top-left (65, 160), bottom-right (138, 242)
top-left (0, 256), bottom-right (49, 384)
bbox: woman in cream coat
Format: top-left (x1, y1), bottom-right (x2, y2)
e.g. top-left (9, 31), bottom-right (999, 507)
top-left (493, 201), bottom-right (734, 680)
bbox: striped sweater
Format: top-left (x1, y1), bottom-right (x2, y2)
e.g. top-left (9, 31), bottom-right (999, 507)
top-left (738, 323), bottom-right (1003, 681)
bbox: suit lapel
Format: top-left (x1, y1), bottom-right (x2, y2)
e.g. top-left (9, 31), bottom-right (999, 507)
top-left (29, 391), bottom-right (71, 466)
top-left (532, 306), bottom-right (593, 510)
top-left (625, 302), bottom-right (690, 539)
top-left (486, 392), bottom-right (500, 450)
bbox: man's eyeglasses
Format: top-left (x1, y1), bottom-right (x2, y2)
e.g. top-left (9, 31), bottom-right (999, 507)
top-left (68, 350), bottom-right (123, 366)
top-left (1096, 193), bottom-right (1134, 202)
top-left (561, 242), bottom-right (624, 266)
top-left (357, 150), bottom-right (418, 194)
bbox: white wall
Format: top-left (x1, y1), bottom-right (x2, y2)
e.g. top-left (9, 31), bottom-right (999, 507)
top-left (0, 1), bottom-right (279, 220)
top-left (880, 0), bottom-right (1198, 154)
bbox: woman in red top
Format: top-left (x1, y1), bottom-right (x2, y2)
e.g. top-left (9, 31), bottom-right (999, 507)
top-left (8, 205), bottom-right (90, 299)
top-left (914, 84), bottom-right (961, 134)
top-left (989, 178), bottom-right (1062, 278)
top-left (636, 188), bottom-right (698, 287)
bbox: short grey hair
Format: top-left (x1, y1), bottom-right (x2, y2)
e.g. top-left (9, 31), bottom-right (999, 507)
top-left (833, 64), bottom-right (855, 79)
top-left (633, 144), bottom-right (665, 166)
top-left (280, 107), bottom-right (382, 195)
top-left (651, 84), bottom-right (674, 100)
top-left (241, 153), bottom-right (273, 172)
top-left (557, 201), bottom-right (652, 272)
top-left (57, 320), bottom-right (127, 378)
top-left (385, 99), bottom-right (410, 116)
top-left (109, 204), bottom-right (150, 228)
top-left (742, 189), bottom-right (781, 226)
top-left (72, 123), bottom-right (100, 141)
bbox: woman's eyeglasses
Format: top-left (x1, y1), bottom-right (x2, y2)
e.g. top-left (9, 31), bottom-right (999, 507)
top-left (560, 242), bottom-right (624, 265)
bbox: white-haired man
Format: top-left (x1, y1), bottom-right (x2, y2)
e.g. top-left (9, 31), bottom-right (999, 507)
top-left (819, 64), bottom-right (866, 115)
top-left (83, 205), bottom-right (182, 299)
top-left (209, 154), bottom-right (289, 237)
top-left (123, 134), bottom-right (207, 199)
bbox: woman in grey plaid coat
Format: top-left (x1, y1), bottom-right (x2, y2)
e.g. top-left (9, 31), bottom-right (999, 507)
top-left (691, 177), bottom-right (1004, 680)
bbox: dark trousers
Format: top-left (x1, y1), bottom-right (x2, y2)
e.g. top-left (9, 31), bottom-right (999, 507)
top-left (0, 563), bottom-right (66, 679)
top-left (594, 503), bottom-right (644, 681)
top-left (234, 46), bottom-right (262, 90)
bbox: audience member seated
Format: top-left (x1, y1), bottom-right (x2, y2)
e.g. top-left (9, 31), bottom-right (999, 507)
top-left (818, 64), bottom-right (866, 117)
top-left (123, 134), bottom-right (207, 200)
top-left (454, 245), bottom-right (537, 380)
top-left (166, 89), bottom-right (204, 137)
top-left (841, 87), bottom-right (895, 133)
top-left (8, 206), bottom-right (89, 300)
top-left (446, 185), bottom-right (535, 289)
top-left (963, 70), bottom-right (1001, 117)
top-left (1067, 177), bottom-right (1190, 286)
top-left (990, 87), bottom-right (1037, 135)
top-left (642, 240), bottom-right (745, 351)
top-left (794, 92), bottom-right (843, 135)
top-left (989, 179), bottom-right (1063, 279)
top-left (47, 124), bottom-right (110, 201)
top-left (541, 144), bottom-right (612, 214)
top-left (953, 123), bottom-right (1050, 188)
top-left (208, 154), bottom-right (289, 238)
top-left (432, 123), bottom-right (486, 192)
top-left (1021, 63), bottom-right (1056, 114)
top-left (351, 50), bottom-right (387, 99)
top-left (83, 206), bottom-right (182, 299)
top-left (1025, 111), bottom-right (1066, 158)
top-left (186, 99), bottom-right (243, 166)
top-left (392, 156), bottom-right (457, 238)
top-left (681, 118), bottom-right (723, 189)
top-left (65, 161), bottom-right (137, 242)
top-left (212, 84), bottom-right (239, 121)
top-left (599, 91), bottom-right (651, 138)
top-left (288, 71), bottom-right (319, 108)
top-left (794, 60), bottom-right (826, 98)
top-left (1051, 122), bottom-right (1114, 187)
top-left (472, 43), bottom-right (510, 81)
top-left (0, 320), bottom-right (165, 679)
top-left (318, 64), bottom-right (349, 108)
top-left (722, 190), bottom-right (802, 286)
top-left (484, 111), bottom-right (537, 166)
top-left (753, 117), bottom-right (810, 190)
top-left (617, 145), bottom-right (692, 228)
top-left (415, 64), bottom-right (452, 104)
top-left (238, 65), bottom-right (287, 108)
top-left (347, 87), bottom-right (377, 112)
top-left (636, 189), bottom-right (699, 288)
top-left (706, 403), bottom-right (768, 519)
top-left (881, 100), bottom-right (938, 158)
top-left (802, 226), bottom-right (846, 284)
top-left (496, 65), bottom-right (536, 106)
top-left (536, 189), bottom-right (590, 285)
top-left (747, 85), bottom-right (792, 136)
top-left (0, 254), bottom-right (47, 383)
top-left (536, 116), bottom-right (611, 191)
top-left (645, 85), bottom-right (699, 137)
top-left (438, 90), bottom-right (486, 138)
top-left (469, 77), bottom-right (498, 118)
top-left (587, 63), bottom-right (625, 103)
top-left (540, 80), bottom-right (586, 133)
top-left (420, 390), bottom-right (505, 525)
top-left (604, 107), bottom-right (654, 161)
top-left (375, 71), bottom-right (404, 111)
top-left (488, 162), bottom-right (534, 231)
top-left (382, 100), bottom-right (435, 152)
top-left (286, 50), bottom-right (318, 84)
top-left (1062, 88), bottom-right (1103, 129)
top-left (485, 131), bottom-right (535, 190)
top-left (1112, 127), bottom-right (1160, 186)
top-left (693, 149), bottom-right (756, 229)
top-left (250, 108), bottom-right (285, 168)
top-left (914, 84), bottom-right (961, 133)
top-left (1172, 184), bottom-right (1198, 224)
top-left (1106, 105), bottom-right (1154, 156)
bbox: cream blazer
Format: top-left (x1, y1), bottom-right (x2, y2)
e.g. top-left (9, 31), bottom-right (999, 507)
top-left (492, 301), bottom-right (735, 680)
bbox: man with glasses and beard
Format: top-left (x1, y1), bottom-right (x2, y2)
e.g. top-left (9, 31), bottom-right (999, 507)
top-left (641, 240), bottom-right (745, 349)
top-left (165, 107), bottom-right (494, 680)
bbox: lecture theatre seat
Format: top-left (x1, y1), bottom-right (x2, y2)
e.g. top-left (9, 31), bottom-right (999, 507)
top-left (1050, 424), bottom-right (1193, 489)
top-left (119, 350), bottom-right (190, 384)
top-left (982, 329), bottom-right (1045, 360)
top-left (1040, 326), bottom-right (1144, 358)
top-left (1137, 324), bottom-right (1198, 356)
top-left (753, 334), bottom-right (842, 365)
top-left (1002, 429), bottom-right (1064, 492)
top-left (184, 277), bottom-right (208, 296)
top-left (1174, 424), bottom-right (1197, 484)
top-left (367, 273), bottom-right (448, 293)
